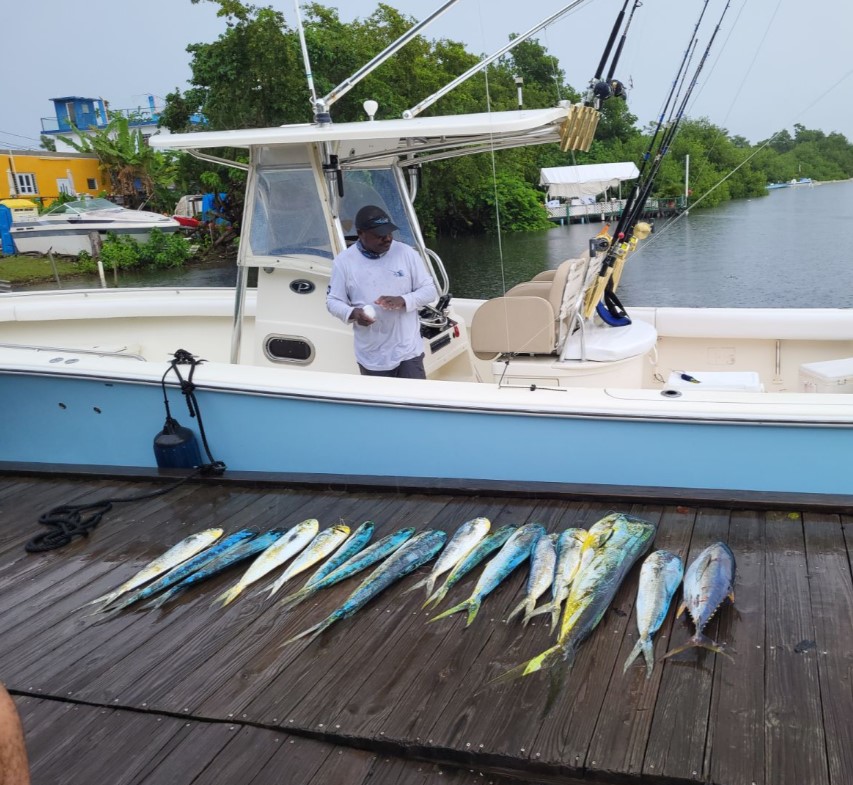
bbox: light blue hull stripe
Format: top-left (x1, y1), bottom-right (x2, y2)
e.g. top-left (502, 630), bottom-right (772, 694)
top-left (1, 374), bottom-right (848, 495)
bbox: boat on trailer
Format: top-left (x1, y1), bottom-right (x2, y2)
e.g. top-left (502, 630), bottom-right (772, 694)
top-left (1, 4), bottom-right (852, 501)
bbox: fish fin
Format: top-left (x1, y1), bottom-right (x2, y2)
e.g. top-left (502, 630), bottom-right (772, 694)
top-left (505, 598), bottom-right (527, 624)
top-left (266, 580), bottom-right (286, 601)
top-left (525, 603), bottom-right (549, 619)
top-left (465, 598), bottom-right (483, 627)
top-left (661, 631), bottom-right (733, 661)
top-left (548, 603), bottom-right (562, 635)
top-left (675, 600), bottom-right (687, 618)
top-left (401, 576), bottom-right (428, 596)
top-left (422, 585), bottom-right (448, 610)
top-left (276, 587), bottom-right (312, 613)
top-left (428, 598), bottom-right (471, 623)
top-left (213, 584), bottom-right (242, 608)
top-left (280, 612), bottom-right (338, 648)
top-left (485, 644), bottom-right (563, 689)
top-left (622, 637), bottom-right (654, 678)
top-left (728, 588), bottom-right (736, 604)
top-left (142, 590), bottom-right (175, 610)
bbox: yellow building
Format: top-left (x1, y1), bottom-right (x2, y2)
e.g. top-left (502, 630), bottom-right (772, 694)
top-left (1, 149), bottom-right (103, 207)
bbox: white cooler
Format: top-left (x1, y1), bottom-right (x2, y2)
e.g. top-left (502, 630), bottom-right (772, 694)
top-left (666, 371), bottom-right (764, 392)
top-left (799, 357), bottom-right (853, 393)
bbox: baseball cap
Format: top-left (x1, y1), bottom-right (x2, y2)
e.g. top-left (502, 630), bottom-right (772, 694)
top-left (355, 205), bottom-right (399, 236)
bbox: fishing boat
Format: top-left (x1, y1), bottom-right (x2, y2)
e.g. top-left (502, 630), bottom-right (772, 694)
top-left (8, 197), bottom-right (181, 256)
top-left (1, 2), bottom-right (852, 503)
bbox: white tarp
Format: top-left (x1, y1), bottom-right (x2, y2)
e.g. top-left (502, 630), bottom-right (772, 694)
top-left (539, 162), bottom-right (640, 199)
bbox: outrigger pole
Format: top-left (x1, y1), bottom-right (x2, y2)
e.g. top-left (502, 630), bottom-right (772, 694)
top-left (403, 0), bottom-right (592, 119)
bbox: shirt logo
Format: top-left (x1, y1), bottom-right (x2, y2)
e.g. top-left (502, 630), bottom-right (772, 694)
top-left (392, 270), bottom-right (404, 277)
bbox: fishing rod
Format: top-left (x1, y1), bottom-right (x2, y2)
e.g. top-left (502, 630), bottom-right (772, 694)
top-left (612, 0), bottom-right (712, 237)
top-left (606, 0), bottom-right (643, 83)
top-left (586, 0), bottom-right (732, 321)
top-left (622, 0), bottom-right (732, 235)
top-left (585, 0), bottom-right (641, 106)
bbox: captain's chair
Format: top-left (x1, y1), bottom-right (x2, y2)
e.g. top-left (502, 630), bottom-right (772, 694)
top-left (470, 257), bottom-right (589, 358)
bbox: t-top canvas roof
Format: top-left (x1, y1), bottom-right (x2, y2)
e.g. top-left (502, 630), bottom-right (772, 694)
top-left (540, 162), bottom-right (640, 199)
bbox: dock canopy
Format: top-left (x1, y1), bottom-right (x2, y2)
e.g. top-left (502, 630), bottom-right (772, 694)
top-left (540, 162), bottom-right (640, 199)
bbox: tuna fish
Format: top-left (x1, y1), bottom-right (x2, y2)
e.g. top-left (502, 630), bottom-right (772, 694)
top-left (214, 518), bottom-right (318, 607)
top-left (404, 517), bottom-right (491, 599)
top-left (506, 532), bottom-right (557, 626)
top-left (283, 530), bottom-right (448, 646)
top-left (622, 549), bottom-right (684, 677)
top-left (429, 523), bottom-right (546, 627)
top-left (662, 541), bottom-right (736, 660)
top-left (422, 525), bottom-right (518, 610)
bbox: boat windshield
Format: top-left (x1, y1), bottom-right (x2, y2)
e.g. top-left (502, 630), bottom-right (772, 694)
top-left (340, 169), bottom-right (417, 248)
top-left (44, 198), bottom-right (119, 215)
top-left (248, 166), bottom-right (416, 260)
top-left (249, 168), bottom-right (335, 259)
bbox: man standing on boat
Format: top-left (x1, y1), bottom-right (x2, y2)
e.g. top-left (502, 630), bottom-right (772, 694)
top-left (327, 205), bottom-right (437, 379)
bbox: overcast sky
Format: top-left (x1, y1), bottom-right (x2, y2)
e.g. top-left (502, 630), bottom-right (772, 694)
top-left (1, 0), bottom-right (851, 151)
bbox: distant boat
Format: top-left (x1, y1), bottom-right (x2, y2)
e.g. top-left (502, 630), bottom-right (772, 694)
top-left (765, 181), bottom-right (789, 190)
top-left (788, 177), bottom-right (814, 187)
top-left (9, 197), bottom-right (181, 256)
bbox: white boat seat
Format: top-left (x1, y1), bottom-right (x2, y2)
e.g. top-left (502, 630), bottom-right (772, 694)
top-left (561, 318), bottom-right (658, 362)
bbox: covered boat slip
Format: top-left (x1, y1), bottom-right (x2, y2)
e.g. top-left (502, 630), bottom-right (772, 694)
top-left (2, 474), bottom-right (852, 785)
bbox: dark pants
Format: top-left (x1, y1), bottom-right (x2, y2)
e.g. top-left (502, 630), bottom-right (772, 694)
top-left (358, 353), bottom-right (426, 379)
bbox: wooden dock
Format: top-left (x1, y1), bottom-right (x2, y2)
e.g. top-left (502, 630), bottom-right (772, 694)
top-left (1, 473), bottom-right (852, 785)
top-left (545, 196), bottom-right (686, 224)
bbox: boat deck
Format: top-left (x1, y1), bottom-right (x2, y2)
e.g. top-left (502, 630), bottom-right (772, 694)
top-left (1, 473), bottom-right (851, 785)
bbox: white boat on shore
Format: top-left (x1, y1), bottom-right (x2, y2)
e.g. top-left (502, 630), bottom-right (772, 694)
top-left (9, 197), bottom-right (181, 256)
top-left (1, 3), bottom-right (852, 502)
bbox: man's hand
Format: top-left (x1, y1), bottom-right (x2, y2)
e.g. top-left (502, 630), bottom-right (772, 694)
top-left (376, 295), bottom-right (406, 311)
top-left (350, 307), bottom-right (375, 326)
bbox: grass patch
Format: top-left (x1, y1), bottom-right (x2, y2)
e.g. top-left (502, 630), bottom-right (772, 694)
top-left (0, 254), bottom-right (90, 284)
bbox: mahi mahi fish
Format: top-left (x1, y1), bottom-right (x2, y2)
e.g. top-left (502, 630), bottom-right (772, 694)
top-left (662, 541), bottom-right (735, 660)
top-left (104, 529), bottom-right (257, 612)
top-left (495, 514), bottom-right (656, 684)
top-left (265, 524), bottom-right (351, 600)
top-left (144, 528), bottom-right (289, 609)
top-left (422, 525), bottom-right (518, 610)
top-left (283, 530), bottom-right (448, 646)
top-left (429, 523), bottom-right (546, 627)
top-left (214, 518), bottom-right (318, 607)
top-left (404, 517), bottom-right (491, 599)
top-left (277, 527), bottom-right (415, 612)
top-left (526, 527), bottom-right (587, 632)
top-left (622, 549), bottom-right (684, 677)
top-left (87, 528), bottom-right (224, 609)
top-left (506, 532), bottom-right (557, 626)
top-left (302, 521), bottom-right (374, 589)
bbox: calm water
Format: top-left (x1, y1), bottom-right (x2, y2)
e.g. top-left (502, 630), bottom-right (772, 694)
top-left (26, 179), bottom-right (853, 308)
top-left (436, 178), bottom-right (853, 308)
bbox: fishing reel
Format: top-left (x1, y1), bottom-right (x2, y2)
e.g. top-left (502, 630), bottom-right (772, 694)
top-left (419, 293), bottom-right (452, 338)
top-left (589, 78), bottom-right (628, 105)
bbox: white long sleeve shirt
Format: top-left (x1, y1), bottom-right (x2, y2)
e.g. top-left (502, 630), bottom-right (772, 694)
top-left (326, 241), bottom-right (438, 371)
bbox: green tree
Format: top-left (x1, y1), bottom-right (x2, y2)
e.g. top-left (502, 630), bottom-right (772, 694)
top-left (58, 115), bottom-right (177, 210)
